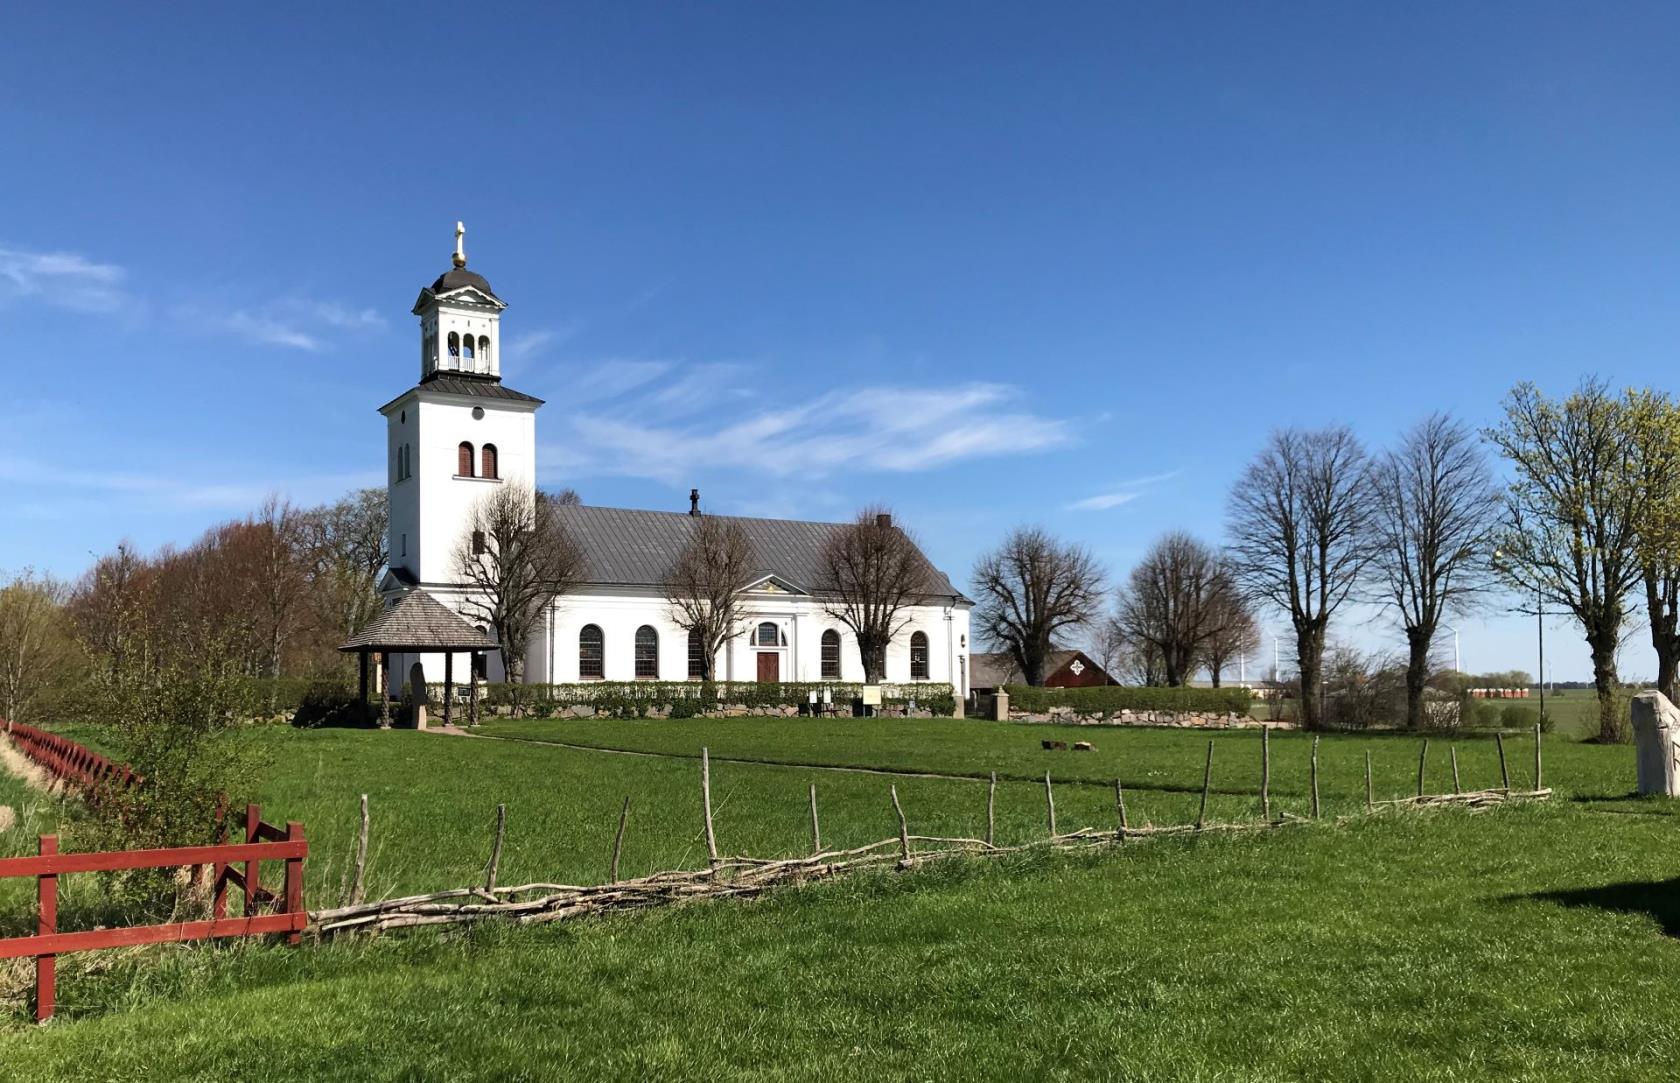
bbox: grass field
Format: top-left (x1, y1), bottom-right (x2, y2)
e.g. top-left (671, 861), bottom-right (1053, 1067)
top-left (3, 717), bottom-right (1678, 1079)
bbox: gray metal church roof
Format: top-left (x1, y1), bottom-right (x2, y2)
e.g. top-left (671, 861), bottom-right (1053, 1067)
top-left (553, 504), bottom-right (969, 604)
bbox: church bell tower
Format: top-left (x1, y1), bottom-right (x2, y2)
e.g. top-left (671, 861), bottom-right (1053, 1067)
top-left (379, 223), bottom-right (544, 594)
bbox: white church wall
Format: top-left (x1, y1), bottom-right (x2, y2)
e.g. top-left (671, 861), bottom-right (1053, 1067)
top-left (409, 397), bottom-right (537, 585)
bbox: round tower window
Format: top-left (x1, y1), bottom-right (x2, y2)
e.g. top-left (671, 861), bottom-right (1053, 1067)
top-left (472, 407), bottom-right (485, 420)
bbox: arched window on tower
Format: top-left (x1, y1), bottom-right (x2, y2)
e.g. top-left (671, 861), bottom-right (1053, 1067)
top-left (688, 628), bottom-right (707, 679)
top-left (447, 332), bottom-right (460, 367)
top-left (458, 441), bottom-right (475, 477)
top-left (462, 335), bottom-right (475, 363)
top-left (910, 631), bottom-right (930, 680)
top-left (481, 444), bottom-right (499, 480)
top-left (579, 624), bottom-right (604, 680)
top-left (478, 336), bottom-right (491, 369)
top-left (821, 630), bottom-right (841, 679)
top-left (635, 625), bottom-right (659, 679)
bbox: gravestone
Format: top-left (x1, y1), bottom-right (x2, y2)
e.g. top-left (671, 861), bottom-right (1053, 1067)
top-left (1630, 690), bottom-right (1680, 797)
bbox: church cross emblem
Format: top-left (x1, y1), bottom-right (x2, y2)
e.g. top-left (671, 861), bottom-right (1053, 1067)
top-left (1069, 659), bottom-right (1085, 676)
top-left (453, 221), bottom-right (467, 268)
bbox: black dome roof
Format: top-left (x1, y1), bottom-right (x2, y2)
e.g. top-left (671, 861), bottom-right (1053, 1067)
top-left (430, 266), bottom-right (498, 298)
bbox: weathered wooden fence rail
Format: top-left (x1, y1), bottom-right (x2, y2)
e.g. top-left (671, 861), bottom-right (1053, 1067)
top-left (0, 804), bottom-right (307, 1023)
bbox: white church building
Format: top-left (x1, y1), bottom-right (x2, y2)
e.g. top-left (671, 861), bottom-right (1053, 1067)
top-left (376, 227), bottom-right (972, 697)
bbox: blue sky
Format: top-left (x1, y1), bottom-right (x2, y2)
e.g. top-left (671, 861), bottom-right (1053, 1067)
top-left (4, 3), bottom-right (1679, 680)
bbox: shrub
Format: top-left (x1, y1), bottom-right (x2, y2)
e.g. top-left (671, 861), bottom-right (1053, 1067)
top-left (474, 681), bottom-right (957, 719)
top-left (1002, 684), bottom-right (1252, 716)
top-left (1499, 704), bottom-right (1544, 732)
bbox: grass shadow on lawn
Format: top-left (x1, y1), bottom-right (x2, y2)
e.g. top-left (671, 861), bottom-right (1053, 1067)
top-left (1526, 876), bottom-right (1680, 938)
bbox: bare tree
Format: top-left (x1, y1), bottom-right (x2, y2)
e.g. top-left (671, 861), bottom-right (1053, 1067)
top-left (972, 527), bottom-right (1105, 686)
top-left (1201, 592), bottom-right (1259, 688)
top-left (1486, 380), bottom-right (1643, 742)
top-left (298, 487), bottom-right (389, 641)
top-left (246, 496), bottom-right (311, 682)
top-left (544, 487), bottom-right (583, 507)
top-left (1368, 414), bottom-right (1500, 729)
top-left (0, 570), bottom-right (74, 726)
top-left (455, 485), bottom-right (586, 683)
top-left (1105, 618), bottom-right (1166, 686)
top-left (1113, 532), bottom-right (1238, 687)
top-left (821, 508), bottom-right (933, 684)
top-left (1227, 426), bottom-right (1373, 729)
top-left (663, 515), bottom-right (755, 681)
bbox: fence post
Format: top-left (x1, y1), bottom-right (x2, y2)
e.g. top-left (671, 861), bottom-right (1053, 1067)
top-left (285, 822), bottom-right (305, 946)
top-left (212, 799), bottom-right (229, 921)
top-left (241, 803), bottom-right (261, 917)
top-left (36, 835), bottom-right (57, 1024)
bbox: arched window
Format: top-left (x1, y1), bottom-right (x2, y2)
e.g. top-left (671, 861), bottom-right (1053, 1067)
top-left (457, 442), bottom-right (475, 477)
top-left (910, 631), bottom-right (930, 680)
top-left (635, 625), bottom-right (659, 679)
top-left (481, 443), bottom-right (499, 479)
top-left (755, 621), bottom-right (782, 647)
top-left (688, 628), bottom-right (706, 679)
top-left (478, 336), bottom-right (491, 368)
top-left (579, 624), bottom-right (604, 680)
top-left (462, 336), bottom-right (475, 361)
top-left (821, 630), bottom-right (841, 679)
top-left (447, 332), bottom-right (460, 365)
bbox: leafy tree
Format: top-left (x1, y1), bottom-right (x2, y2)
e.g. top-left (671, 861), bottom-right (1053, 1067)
top-left (0, 570), bottom-right (75, 725)
top-left (1485, 380), bottom-right (1643, 743)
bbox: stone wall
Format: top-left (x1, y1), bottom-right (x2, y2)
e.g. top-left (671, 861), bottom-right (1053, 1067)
top-left (1009, 707), bottom-right (1279, 729)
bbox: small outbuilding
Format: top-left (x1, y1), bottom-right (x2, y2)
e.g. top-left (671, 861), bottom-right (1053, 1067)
top-left (969, 649), bottom-right (1114, 694)
top-left (339, 589), bottom-right (500, 729)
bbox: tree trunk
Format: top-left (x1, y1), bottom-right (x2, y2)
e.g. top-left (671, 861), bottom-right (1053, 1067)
top-left (1404, 624), bottom-right (1431, 731)
top-left (1295, 623), bottom-right (1326, 730)
top-left (1208, 662), bottom-right (1222, 689)
top-left (1589, 628), bottom-right (1623, 743)
top-left (1645, 569), bottom-right (1680, 702)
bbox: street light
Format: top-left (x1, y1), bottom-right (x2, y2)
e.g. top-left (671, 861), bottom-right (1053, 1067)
top-left (1492, 548), bottom-right (1546, 722)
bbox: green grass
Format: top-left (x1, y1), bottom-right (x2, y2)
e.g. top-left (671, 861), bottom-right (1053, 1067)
top-left (3, 717), bottom-right (1677, 1079)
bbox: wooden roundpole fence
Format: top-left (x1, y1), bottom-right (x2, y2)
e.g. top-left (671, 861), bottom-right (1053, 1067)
top-left (1310, 735), bottom-right (1321, 820)
top-left (1044, 772), bottom-right (1057, 837)
top-left (809, 783), bottom-right (822, 855)
top-left (1115, 778), bottom-right (1129, 838)
top-left (1416, 738), bottom-right (1429, 798)
top-left (1364, 751), bottom-right (1373, 813)
top-left (1534, 722), bottom-right (1543, 790)
top-left (1196, 740), bottom-right (1213, 831)
top-left (891, 785), bottom-right (911, 864)
top-left (1260, 725), bottom-right (1271, 822)
top-left (349, 793), bottom-right (370, 907)
top-left (610, 796), bottom-right (630, 883)
top-left (986, 772), bottom-right (997, 847)
top-left (1450, 747), bottom-right (1461, 794)
top-left (483, 804), bottom-right (506, 893)
top-left (1496, 733), bottom-right (1511, 793)
top-left (701, 747), bottom-right (719, 866)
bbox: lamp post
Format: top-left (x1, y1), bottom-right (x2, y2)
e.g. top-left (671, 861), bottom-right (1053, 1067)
top-left (1492, 549), bottom-right (1546, 723)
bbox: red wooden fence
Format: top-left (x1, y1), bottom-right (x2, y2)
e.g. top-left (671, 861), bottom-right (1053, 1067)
top-left (0, 804), bottom-right (307, 1023)
top-left (2, 720), bottom-right (139, 795)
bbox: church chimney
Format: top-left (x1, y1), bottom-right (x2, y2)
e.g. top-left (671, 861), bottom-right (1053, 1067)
top-left (689, 488), bottom-right (700, 516)
top-left (875, 512), bottom-right (892, 529)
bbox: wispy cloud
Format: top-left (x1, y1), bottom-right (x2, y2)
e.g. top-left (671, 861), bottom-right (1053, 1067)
top-left (0, 457), bottom-right (379, 510)
top-left (504, 325), bottom-right (580, 362)
top-left (1067, 470), bottom-right (1182, 512)
top-left (544, 375), bottom-right (1070, 484)
top-left (0, 245), bottom-right (133, 314)
top-left (198, 299), bottom-right (386, 351)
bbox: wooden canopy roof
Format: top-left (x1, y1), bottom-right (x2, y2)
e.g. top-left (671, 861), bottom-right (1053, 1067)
top-left (338, 590), bottom-right (500, 654)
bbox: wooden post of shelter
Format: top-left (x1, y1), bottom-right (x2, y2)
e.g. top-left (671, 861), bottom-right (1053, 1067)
top-left (379, 653), bottom-right (392, 729)
top-left (443, 652), bottom-right (454, 729)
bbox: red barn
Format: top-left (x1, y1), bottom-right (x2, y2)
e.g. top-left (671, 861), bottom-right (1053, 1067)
top-left (969, 650), bottom-right (1114, 694)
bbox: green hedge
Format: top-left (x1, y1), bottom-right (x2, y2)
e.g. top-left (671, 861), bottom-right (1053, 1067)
top-left (464, 681), bottom-right (957, 719)
top-left (1002, 684), bottom-right (1253, 716)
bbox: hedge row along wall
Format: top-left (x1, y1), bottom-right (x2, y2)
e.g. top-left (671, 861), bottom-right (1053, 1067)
top-left (472, 681), bottom-right (958, 719)
top-left (1003, 684), bottom-right (1254, 716)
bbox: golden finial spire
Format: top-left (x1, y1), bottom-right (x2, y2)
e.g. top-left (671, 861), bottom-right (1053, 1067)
top-left (453, 221), bottom-right (467, 268)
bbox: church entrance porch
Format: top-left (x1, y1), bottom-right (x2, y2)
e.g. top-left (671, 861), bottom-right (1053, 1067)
top-left (756, 651), bottom-right (780, 683)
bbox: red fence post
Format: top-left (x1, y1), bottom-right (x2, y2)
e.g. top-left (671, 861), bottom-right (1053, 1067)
top-left (36, 835), bottom-right (57, 1024)
top-left (284, 822), bottom-right (305, 945)
top-left (244, 804), bottom-right (260, 917)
